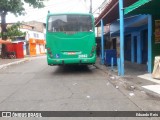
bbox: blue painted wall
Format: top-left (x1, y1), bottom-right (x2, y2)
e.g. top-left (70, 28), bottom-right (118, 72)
top-left (110, 15), bottom-right (150, 72)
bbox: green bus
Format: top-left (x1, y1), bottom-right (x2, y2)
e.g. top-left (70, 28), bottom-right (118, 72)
top-left (46, 13), bottom-right (96, 65)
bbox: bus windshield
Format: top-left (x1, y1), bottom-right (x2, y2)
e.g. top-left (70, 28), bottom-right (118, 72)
top-left (48, 15), bottom-right (93, 32)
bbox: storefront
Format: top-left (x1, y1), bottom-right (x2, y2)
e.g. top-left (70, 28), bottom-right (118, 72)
top-left (95, 0), bottom-right (160, 76)
top-left (29, 38), bottom-right (46, 56)
top-left (124, 0), bottom-right (160, 72)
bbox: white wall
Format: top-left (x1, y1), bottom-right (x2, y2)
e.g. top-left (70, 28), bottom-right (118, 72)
top-left (20, 29), bottom-right (45, 40)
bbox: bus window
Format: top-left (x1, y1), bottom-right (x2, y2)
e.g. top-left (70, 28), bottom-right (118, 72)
top-left (47, 15), bottom-right (93, 32)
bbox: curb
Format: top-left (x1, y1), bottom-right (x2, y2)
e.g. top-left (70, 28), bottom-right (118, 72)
top-left (94, 64), bottom-right (160, 98)
top-left (0, 56), bottom-right (46, 70)
top-left (0, 58), bottom-right (29, 70)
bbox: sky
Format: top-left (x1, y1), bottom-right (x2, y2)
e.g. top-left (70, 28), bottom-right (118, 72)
top-left (6, 0), bottom-right (104, 23)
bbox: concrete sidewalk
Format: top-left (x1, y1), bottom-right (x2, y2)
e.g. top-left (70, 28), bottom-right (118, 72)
top-left (0, 58), bottom-right (28, 69)
top-left (94, 57), bottom-right (160, 98)
top-left (0, 55), bottom-right (46, 69)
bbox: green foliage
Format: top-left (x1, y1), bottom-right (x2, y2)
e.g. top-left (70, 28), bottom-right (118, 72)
top-left (6, 22), bottom-right (26, 40)
top-left (0, 0), bottom-right (46, 16)
top-left (0, 0), bottom-right (46, 40)
top-left (24, 0), bottom-right (45, 8)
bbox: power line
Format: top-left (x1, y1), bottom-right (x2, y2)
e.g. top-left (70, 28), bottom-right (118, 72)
top-left (80, 0), bottom-right (89, 12)
top-left (22, 1), bottom-right (76, 22)
top-left (92, 0), bottom-right (106, 14)
top-left (6, 0), bottom-right (93, 23)
top-left (22, 0), bottom-right (89, 22)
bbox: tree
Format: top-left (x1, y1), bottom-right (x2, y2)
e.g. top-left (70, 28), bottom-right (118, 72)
top-left (0, 0), bottom-right (46, 39)
top-left (0, 0), bottom-right (46, 58)
top-left (7, 22), bottom-right (26, 40)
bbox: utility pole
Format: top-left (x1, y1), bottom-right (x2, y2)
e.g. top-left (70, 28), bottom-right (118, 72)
top-left (89, 0), bottom-right (92, 13)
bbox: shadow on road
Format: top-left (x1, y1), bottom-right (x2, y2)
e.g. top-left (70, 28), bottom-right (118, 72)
top-left (53, 65), bottom-right (94, 75)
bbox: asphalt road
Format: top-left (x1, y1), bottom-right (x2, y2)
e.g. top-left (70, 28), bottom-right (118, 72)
top-left (0, 56), bottom-right (159, 120)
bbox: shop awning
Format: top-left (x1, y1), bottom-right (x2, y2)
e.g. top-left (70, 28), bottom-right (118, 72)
top-left (124, 0), bottom-right (160, 15)
top-left (95, 0), bottom-right (138, 27)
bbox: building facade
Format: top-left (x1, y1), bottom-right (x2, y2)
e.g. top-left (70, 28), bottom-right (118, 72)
top-left (20, 22), bottom-right (46, 56)
top-left (95, 0), bottom-right (160, 75)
